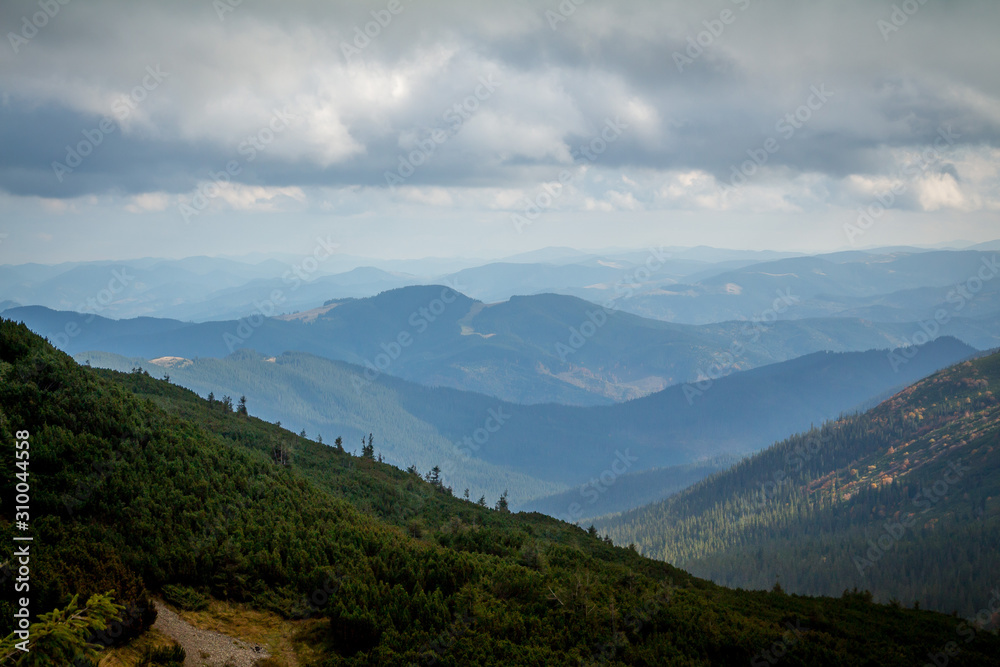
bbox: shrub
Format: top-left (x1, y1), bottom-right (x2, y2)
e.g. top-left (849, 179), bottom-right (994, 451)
top-left (161, 584), bottom-right (209, 611)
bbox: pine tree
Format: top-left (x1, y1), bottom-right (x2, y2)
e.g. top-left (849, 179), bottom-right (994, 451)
top-left (0, 592), bottom-right (124, 665)
top-left (495, 490), bottom-right (510, 513)
top-left (237, 395), bottom-right (248, 415)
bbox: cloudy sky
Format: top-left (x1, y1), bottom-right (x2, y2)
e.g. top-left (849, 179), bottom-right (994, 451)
top-left (1, 0), bottom-right (998, 263)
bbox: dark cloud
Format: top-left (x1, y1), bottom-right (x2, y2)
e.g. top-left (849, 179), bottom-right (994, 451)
top-left (0, 0), bottom-right (997, 245)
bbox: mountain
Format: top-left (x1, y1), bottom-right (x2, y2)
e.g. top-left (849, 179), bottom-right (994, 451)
top-left (497, 246), bottom-right (592, 264)
top-left (440, 262), bottom-right (628, 303)
top-left (153, 266), bottom-right (421, 322)
top-left (595, 348), bottom-right (1000, 618)
top-left (968, 239), bottom-right (1000, 251)
top-left (4, 248), bottom-right (999, 328)
top-left (2, 318), bottom-right (998, 665)
top-left (0, 255), bottom-right (425, 323)
top-left (74, 348), bottom-right (569, 507)
top-left (519, 457), bottom-right (739, 523)
top-left (7, 285), bottom-right (993, 406)
top-left (73, 336), bottom-right (975, 513)
top-left (615, 250), bottom-right (1000, 325)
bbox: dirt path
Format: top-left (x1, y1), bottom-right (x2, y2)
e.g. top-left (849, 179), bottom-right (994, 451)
top-left (152, 600), bottom-right (270, 667)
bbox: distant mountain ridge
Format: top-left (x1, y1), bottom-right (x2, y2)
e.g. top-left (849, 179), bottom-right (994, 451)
top-left (3, 246), bottom-right (999, 327)
top-left (5, 285), bottom-right (995, 406)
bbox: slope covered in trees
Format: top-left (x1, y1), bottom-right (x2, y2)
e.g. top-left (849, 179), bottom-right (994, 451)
top-left (76, 335), bottom-right (973, 504)
top-left (2, 318), bottom-right (999, 664)
top-left (596, 348), bottom-right (1000, 618)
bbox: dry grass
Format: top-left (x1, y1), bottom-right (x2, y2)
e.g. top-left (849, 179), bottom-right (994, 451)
top-left (165, 598), bottom-right (327, 667)
top-left (97, 628), bottom-right (179, 667)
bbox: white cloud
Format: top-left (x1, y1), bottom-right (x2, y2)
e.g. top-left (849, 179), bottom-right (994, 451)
top-left (125, 192), bottom-right (171, 213)
top-left (396, 187), bottom-right (454, 207)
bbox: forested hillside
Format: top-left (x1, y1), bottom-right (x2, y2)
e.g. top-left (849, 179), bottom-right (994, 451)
top-left (520, 457), bottom-right (739, 523)
top-left (74, 335), bottom-right (973, 504)
top-left (596, 349), bottom-right (1000, 618)
top-left (2, 318), bottom-right (999, 664)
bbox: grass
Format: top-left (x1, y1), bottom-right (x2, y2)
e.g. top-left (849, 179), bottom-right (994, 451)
top-left (96, 629), bottom-right (181, 667)
top-left (163, 598), bottom-right (327, 667)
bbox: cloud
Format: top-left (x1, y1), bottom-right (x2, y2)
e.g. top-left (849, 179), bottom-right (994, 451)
top-left (125, 192), bottom-right (170, 213)
top-left (1, 0), bottom-right (999, 261)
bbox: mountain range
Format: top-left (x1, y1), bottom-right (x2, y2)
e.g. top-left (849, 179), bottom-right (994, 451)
top-left (69, 334), bottom-right (974, 513)
top-left (5, 283), bottom-right (997, 406)
top-left (3, 247), bottom-right (999, 329)
top-left (2, 318), bottom-right (998, 665)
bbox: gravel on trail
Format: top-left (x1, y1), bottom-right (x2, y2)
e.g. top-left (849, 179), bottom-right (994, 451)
top-left (151, 600), bottom-right (271, 667)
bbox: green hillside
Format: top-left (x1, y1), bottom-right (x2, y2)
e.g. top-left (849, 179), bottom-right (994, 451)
top-left (596, 349), bottom-right (1000, 618)
top-left (3, 319), bottom-right (1000, 664)
top-left (72, 335), bottom-right (973, 508)
top-left (74, 348), bottom-right (566, 507)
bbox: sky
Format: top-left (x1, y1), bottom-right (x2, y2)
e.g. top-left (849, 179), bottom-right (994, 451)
top-left (1, 0), bottom-right (998, 264)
